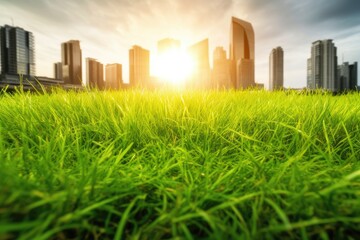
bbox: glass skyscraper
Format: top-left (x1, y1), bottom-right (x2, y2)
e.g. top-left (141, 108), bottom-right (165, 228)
top-left (269, 47), bottom-right (284, 91)
top-left (307, 40), bottom-right (337, 91)
top-left (230, 17), bottom-right (255, 89)
top-left (61, 40), bottom-right (82, 85)
top-left (0, 25), bottom-right (35, 76)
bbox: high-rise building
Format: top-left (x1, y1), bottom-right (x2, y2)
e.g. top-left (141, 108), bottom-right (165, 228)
top-left (86, 58), bottom-right (104, 89)
top-left (212, 46), bottom-right (231, 89)
top-left (129, 45), bottom-right (150, 88)
top-left (230, 17), bottom-right (255, 89)
top-left (350, 62), bottom-right (358, 90)
top-left (61, 40), bottom-right (82, 85)
top-left (307, 39), bottom-right (337, 91)
top-left (338, 62), bottom-right (358, 91)
top-left (98, 63), bottom-right (104, 90)
top-left (188, 39), bottom-right (210, 89)
top-left (0, 25), bottom-right (35, 76)
top-left (269, 47), bottom-right (284, 91)
top-left (54, 62), bottom-right (62, 80)
top-left (307, 58), bottom-right (312, 88)
top-left (105, 63), bottom-right (122, 90)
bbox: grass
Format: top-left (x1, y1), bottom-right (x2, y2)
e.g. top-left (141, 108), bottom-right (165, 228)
top-left (0, 89), bottom-right (360, 239)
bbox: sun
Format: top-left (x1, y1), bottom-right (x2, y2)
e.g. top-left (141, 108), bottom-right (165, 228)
top-left (152, 48), bottom-right (195, 85)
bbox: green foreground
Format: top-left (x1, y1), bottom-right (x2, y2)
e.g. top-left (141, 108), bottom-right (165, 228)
top-left (0, 90), bottom-right (360, 239)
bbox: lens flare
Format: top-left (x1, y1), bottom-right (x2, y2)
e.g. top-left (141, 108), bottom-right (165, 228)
top-left (153, 49), bottom-right (195, 85)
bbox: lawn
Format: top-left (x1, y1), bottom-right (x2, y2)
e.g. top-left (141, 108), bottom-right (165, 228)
top-left (0, 89), bottom-right (359, 239)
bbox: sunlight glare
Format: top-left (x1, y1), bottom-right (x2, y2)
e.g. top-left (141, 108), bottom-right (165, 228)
top-left (153, 49), bottom-right (195, 85)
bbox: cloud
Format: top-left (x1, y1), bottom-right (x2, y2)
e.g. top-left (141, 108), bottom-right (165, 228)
top-left (306, 0), bottom-right (360, 26)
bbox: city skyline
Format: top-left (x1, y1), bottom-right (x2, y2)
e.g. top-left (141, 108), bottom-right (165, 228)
top-left (0, 0), bottom-right (360, 88)
top-left (0, 23), bottom-right (358, 92)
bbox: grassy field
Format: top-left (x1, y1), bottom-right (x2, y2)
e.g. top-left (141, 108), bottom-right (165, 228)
top-left (0, 89), bottom-right (360, 239)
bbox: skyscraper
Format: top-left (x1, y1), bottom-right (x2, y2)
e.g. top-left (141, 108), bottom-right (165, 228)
top-left (188, 39), bottom-right (210, 89)
top-left (338, 62), bottom-right (358, 91)
top-left (54, 62), bottom-right (62, 80)
top-left (0, 25), bottom-right (35, 76)
top-left (129, 45), bottom-right (150, 88)
top-left (105, 63), bottom-right (122, 90)
top-left (212, 46), bottom-right (231, 89)
top-left (269, 47), bottom-right (284, 91)
top-left (307, 40), bottom-right (337, 91)
top-left (307, 58), bottom-right (312, 88)
top-left (61, 40), bottom-right (82, 85)
top-left (349, 62), bottom-right (358, 90)
top-left (230, 17), bottom-right (255, 89)
top-left (86, 58), bottom-right (104, 89)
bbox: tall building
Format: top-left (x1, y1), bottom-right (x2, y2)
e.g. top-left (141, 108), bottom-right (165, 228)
top-left (86, 58), bottom-right (104, 89)
top-left (307, 39), bottom-right (337, 91)
top-left (105, 63), bottom-right (122, 90)
top-left (212, 46), bottom-right (231, 89)
top-left (350, 62), bottom-right (358, 90)
top-left (129, 45), bottom-right (150, 88)
top-left (61, 40), bottom-right (82, 85)
top-left (307, 58), bottom-right (312, 88)
top-left (0, 25), bottom-right (35, 76)
top-left (338, 62), bottom-right (358, 91)
top-left (188, 39), bottom-right (210, 89)
top-left (54, 62), bottom-right (62, 80)
top-left (230, 17), bottom-right (255, 89)
top-left (269, 47), bottom-right (284, 91)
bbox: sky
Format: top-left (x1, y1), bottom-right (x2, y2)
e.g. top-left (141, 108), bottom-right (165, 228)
top-left (1, 0), bottom-right (360, 88)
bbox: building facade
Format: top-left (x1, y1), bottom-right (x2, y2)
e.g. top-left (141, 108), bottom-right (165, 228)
top-left (338, 62), bottom-right (358, 91)
top-left (307, 39), bottom-right (337, 91)
top-left (0, 25), bottom-right (35, 76)
top-left (86, 58), bottom-right (104, 89)
top-left (54, 62), bottom-right (62, 80)
top-left (349, 62), bottom-right (358, 90)
top-left (307, 58), bottom-right (312, 88)
top-left (105, 63), bottom-right (122, 90)
top-left (269, 47), bottom-right (284, 91)
top-left (212, 46), bottom-right (231, 89)
top-left (187, 39), bottom-right (210, 89)
top-left (230, 17), bottom-right (255, 89)
top-left (129, 45), bottom-right (150, 88)
top-left (61, 40), bottom-right (82, 85)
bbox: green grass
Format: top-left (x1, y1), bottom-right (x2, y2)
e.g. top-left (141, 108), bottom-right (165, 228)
top-left (0, 89), bottom-right (360, 239)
